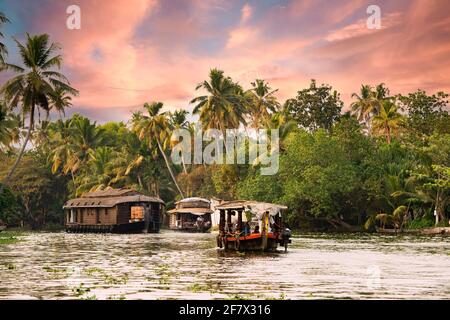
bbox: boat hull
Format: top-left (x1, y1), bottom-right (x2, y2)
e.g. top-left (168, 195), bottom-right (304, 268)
top-left (217, 233), bottom-right (289, 251)
top-left (66, 221), bottom-right (160, 234)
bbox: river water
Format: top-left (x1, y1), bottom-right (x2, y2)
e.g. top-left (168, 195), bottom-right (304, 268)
top-left (0, 231), bottom-right (449, 299)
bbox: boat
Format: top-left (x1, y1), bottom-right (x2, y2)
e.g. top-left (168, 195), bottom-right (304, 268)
top-left (0, 225), bottom-right (6, 232)
top-left (215, 200), bottom-right (292, 252)
top-left (167, 197), bottom-right (213, 232)
top-left (63, 188), bottom-right (165, 233)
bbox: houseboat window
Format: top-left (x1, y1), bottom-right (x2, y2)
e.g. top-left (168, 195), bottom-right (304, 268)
top-left (70, 209), bottom-right (76, 223)
top-left (96, 209), bottom-right (100, 224)
top-left (131, 206), bottom-right (144, 220)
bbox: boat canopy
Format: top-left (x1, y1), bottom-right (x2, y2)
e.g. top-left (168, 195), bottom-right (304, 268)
top-left (176, 197), bottom-right (210, 204)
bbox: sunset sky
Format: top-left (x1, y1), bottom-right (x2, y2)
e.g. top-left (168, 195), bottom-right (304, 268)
top-left (1, 0), bottom-right (449, 122)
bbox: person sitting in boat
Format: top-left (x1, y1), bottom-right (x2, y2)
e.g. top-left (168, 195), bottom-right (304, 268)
top-left (243, 222), bottom-right (251, 236)
top-left (253, 225), bottom-right (260, 234)
top-left (196, 216), bottom-right (205, 229)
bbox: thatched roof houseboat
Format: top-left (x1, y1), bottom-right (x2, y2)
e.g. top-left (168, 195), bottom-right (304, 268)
top-left (167, 197), bottom-right (213, 232)
top-left (63, 188), bottom-right (164, 233)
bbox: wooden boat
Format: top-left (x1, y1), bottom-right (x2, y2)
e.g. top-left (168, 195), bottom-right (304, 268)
top-left (63, 188), bottom-right (165, 233)
top-left (215, 200), bottom-right (292, 252)
top-left (167, 197), bottom-right (213, 232)
top-left (0, 225), bottom-right (6, 232)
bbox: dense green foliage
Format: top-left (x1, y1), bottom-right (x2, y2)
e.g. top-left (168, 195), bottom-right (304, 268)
top-left (0, 25), bottom-right (449, 230)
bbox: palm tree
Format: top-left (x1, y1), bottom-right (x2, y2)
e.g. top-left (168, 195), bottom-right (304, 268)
top-left (245, 79), bottom-right (280, 128)
top-left (51, 116), bottom-right (103, 181)
top-left (0, 33), bottom-right (78, 192)
top-left (350, 84), bottom-right (388, 131)
top-left (191, 68), bottom-right (247, 135)
top-left (132, 102), bottom-right (185, 198)
top-left (49, 87), bottom-right (73, 120)
top-left (75, 147), bottom-right (115, 196)
top-left (0, 12), bottom-right (10, 61)
top-left (110, 132), bottom-right (148, 190)
top-left (371, 100), bottom-right (404, 144)
top-left (170, 109), bottom-right (189, 173)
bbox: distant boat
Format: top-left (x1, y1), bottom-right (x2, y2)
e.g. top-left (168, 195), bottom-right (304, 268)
top-left (167, 197), bottom-right (213, 232)
top-left (215, 200), bottom-right (292, 252)
top-left (63, 188), bottom-right (165, 233)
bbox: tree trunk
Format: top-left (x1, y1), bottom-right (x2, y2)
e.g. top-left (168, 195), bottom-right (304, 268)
top-left (386, 125), bottom-right (391, 144)
top-left (156, 137), bottom-right (184, 198)
top-left (181, 157), bottom-right (187, 174)
top-left (0, 107), bottom-right (34, 193)
top-left (137, 174), bottom-right (143, 189)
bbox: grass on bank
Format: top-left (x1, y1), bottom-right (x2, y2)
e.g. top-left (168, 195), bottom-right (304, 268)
top-left (0, 230), bottom-right (27, 245)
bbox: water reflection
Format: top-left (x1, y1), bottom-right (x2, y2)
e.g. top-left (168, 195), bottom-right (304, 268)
top-left (0, 231), bottom-right (449, 299)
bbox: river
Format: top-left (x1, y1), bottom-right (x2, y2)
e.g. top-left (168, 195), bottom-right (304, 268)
top-left (0, 231), bottom-right (449, 299)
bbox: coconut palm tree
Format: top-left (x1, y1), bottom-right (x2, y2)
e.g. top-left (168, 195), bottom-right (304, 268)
top-left (110, 132), bottom-right (148, 191)
top-left (191, 68), bottom-right (247, 135)
top-left (0, 33), bottom-right (78, 192)
top-left (75, 147), bottom-right (116, 196)
top-left (0, 12), bottom-right (10, 61)
top-left (51, 116), bottom-right (104, 180)
top-left (170, 109), bottom-right (189, 173)
top-left (245, 79), bottom-right (280, 128)
top-left (132, 102), bottom-right (185, 198)
top-left (371, 100), bottom-right (404, 144)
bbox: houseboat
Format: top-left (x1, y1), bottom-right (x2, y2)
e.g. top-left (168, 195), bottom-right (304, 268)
top-left (63, 188), bottom-right (165, 233)
top-left (215, 200), bottom-right (292, 251)
top-left (167, 197), bottom-right (213, 232)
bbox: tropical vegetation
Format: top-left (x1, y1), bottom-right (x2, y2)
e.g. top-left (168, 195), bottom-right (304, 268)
top-left (0, 12), bottom-right (449, 230)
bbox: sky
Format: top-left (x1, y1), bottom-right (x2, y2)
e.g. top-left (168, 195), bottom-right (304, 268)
top-left (0, 0), bottom-right (449, 122)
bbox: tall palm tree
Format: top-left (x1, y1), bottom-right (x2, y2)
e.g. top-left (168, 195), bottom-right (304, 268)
top-left (191, 68), bottom-right (247, 135)
top-left (371, 100), bottom-right (404, 144)
top-left (132, 102), bottom-right (185, 198)
top-left (0, 33), bottom-right (78, 192)
top-left (245, 79), bottom-right (280, 128)
top-left (0, 11), bottom-right (10, 61)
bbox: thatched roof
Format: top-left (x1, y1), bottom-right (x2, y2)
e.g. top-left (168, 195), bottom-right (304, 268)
top-left (63, 188), bottom-right (164, 209)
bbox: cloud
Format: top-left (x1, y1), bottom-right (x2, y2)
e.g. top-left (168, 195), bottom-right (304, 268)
top-left (240, 3), bottom-right (252, 23)
top-left (1, 0), bottom-right (449, 121)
